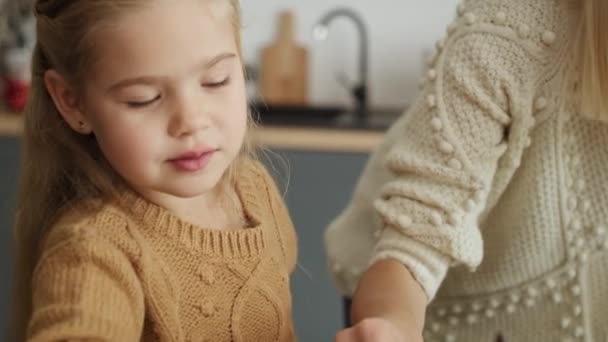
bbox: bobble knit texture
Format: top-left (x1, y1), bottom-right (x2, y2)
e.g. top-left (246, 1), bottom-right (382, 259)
top-left (27, 160), bottom-right (298, 342)
top-left (324, 0), bottom-right (608, 340)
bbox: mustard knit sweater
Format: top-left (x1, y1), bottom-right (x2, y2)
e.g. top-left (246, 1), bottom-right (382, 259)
top-left (27, 160), bottom-right (298, 342)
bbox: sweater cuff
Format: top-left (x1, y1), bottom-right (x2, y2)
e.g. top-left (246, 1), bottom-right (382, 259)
top-left (370, 228), bottom-right (451, 301)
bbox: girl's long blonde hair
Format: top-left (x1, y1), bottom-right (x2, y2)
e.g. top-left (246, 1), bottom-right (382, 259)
top-left (11, 1), bottom-right (247, 340)
top-left (574, 0), bottom-right (608, 121)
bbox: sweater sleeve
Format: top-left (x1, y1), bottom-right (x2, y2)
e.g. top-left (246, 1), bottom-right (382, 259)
top-left (27, 234), bottom-right (145, 341)
top-left (366, 31), bottom-right (541, 299)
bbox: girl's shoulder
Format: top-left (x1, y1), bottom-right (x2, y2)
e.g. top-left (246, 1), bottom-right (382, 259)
top-left (235, 157), bottom-right (287, 215)
top-left (236, 157), bottom-right (279, 191)
top-left (40, 199), bottom-right (137, 257)
top-left (238, 157), bottom-right (270, 178)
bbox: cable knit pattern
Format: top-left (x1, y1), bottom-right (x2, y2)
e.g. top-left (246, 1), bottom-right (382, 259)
top-left (325, 0), bottom-right (607, 340)
top-left (27, 160), bottom-right (298, 342)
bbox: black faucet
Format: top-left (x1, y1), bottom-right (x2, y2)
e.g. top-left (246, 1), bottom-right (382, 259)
top-left (314, 7), bottom-right (369, 125)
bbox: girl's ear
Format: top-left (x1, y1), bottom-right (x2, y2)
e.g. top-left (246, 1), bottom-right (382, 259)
top-left (44, 69), bottom-right (93, 134)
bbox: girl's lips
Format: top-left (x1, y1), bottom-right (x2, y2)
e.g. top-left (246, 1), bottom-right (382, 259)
top-left (168, 149), bottom-right (217, 172)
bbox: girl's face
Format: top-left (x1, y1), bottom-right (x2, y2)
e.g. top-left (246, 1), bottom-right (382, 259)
top-left (81, 0), bottom-right (247, 202)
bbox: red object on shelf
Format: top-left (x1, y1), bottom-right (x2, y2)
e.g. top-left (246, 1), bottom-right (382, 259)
top-left (2, 77), bottom-right (29, 112)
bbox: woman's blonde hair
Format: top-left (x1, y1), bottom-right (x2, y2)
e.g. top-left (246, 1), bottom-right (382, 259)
top-left (11, 0), bottom-right (249, 340)
top-left (573, 0), bottom-right (608, 121)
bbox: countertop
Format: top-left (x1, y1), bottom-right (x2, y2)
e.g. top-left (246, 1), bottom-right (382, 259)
top-left (0, 108), bottom-right (398, 153)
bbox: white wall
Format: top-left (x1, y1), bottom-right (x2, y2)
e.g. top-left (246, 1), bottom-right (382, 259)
top-left (241, 0), bottom-right (458, 109)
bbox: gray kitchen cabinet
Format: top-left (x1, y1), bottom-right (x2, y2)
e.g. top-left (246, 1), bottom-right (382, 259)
top-left (261, 149), bottom-right (369, 342)
top-left (0, 137), bottom-right (20, 336)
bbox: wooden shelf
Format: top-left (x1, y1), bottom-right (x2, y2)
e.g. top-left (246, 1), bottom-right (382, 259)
top-left (0, 111), bottom-right (383, 153)
top-left (253, 126), bottom-right (382, 153)
top-left (0, 111), bottom-right (23, 136)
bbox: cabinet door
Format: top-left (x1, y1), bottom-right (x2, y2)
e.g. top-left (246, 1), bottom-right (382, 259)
top-left (0, 137), bottom-right (21, 335)
top-left (262, 149), bottom-right (369, 341)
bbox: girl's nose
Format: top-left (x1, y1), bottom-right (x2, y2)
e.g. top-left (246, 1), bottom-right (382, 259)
top-left (168, 93), bottom-right (210, 138)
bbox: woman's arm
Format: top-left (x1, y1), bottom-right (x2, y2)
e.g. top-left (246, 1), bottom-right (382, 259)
top-left (331, 28), bottom-right (545, 340)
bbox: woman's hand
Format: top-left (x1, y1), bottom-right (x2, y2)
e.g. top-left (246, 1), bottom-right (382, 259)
top-left (335, 317), bottom-right (423, 342)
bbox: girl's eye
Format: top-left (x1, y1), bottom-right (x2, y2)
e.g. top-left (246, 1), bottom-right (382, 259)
top-left (203, 77), bottom-right (230, 88)
top-left (126, 95), bottom-right (161, 108)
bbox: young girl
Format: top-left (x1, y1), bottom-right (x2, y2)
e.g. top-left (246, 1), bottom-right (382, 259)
top-left (326, 0), bottom-right (608, 341)
top-left (12, 0), bottom-right (297, 341)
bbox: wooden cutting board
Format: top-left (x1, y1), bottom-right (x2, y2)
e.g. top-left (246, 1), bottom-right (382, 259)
top-left (260, 11), bottom-right (308, 105)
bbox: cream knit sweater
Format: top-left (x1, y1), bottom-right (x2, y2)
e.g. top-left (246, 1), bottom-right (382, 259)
top-left (325, 0), bottom-right (607, 340)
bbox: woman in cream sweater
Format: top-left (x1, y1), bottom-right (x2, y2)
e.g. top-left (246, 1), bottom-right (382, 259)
top-left (325, 0), bottom-right (608, 340)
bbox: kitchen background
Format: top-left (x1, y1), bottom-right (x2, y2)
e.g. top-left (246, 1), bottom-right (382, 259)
top-left (0, 1), bottom-right (458, 340)
top-left (242, 0), bottom-right (457, 109)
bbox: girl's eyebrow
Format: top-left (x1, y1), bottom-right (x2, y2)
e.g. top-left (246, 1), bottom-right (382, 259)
top-left (107, 52), bottom-right (237, 92)
top-left (202, 52), bottom-right (237, 70)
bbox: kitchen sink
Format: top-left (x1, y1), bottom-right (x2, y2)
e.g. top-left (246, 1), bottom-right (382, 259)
top-left (250, 103), bottom-right (403, 131)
